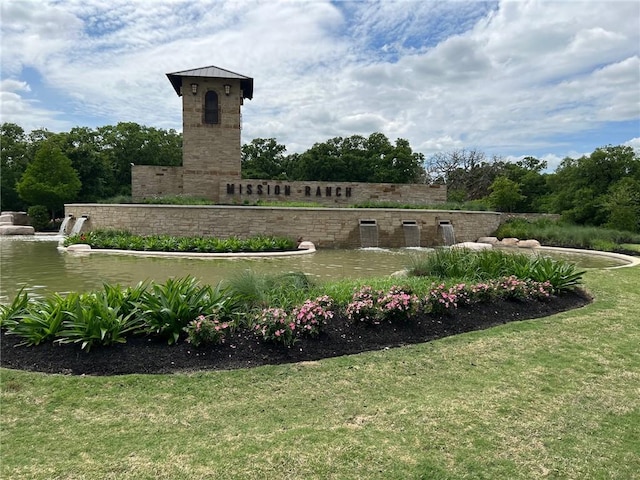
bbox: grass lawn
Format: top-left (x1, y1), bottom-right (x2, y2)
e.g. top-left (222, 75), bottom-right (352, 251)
top-left (1, 266), bottom-right (639, 479)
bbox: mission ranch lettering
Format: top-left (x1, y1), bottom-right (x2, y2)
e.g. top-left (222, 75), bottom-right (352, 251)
top-left (226, 183), bottom-right (353, 198)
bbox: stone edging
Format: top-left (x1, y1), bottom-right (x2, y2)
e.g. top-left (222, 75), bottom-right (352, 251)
top-left (535, 246), bottom-right (640, 269)
top-left (60, 241), bottom-right (316, 259)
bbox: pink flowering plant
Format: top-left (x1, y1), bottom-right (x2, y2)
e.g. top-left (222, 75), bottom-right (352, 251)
top-left (184, 314), bottom-right (232, 347)
top-left (494, 275), bottom-right (554, 300)
top-left (345, 285), bottom-right (382, 324)
top-left (291, 295), bottom-right (334, 337)
top-left (425, 283), bottom-right (465, 314)
top-left (377, 286), bottom-right (420, 321)
top-left (468, 282), bottom-right (497, 303)
top-left (253, 307), bottom-right (297, 346)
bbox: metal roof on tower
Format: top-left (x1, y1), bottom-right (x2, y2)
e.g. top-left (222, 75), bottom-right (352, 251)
top-left (166, 65), bottom-right (253, 99)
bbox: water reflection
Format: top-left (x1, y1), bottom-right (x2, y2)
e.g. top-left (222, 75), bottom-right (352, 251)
top-left (0, 236), bottom-right (627, 303)
top-left (1, 237), bottom-right (417, 302)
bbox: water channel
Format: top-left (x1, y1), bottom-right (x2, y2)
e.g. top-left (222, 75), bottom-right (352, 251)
top-left (0, 235), bottom-right (629, 303)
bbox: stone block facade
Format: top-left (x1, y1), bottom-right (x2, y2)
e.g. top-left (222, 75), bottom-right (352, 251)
top-left (182, 77), bottom-right (243, 200)
top-left (64, 204), bottom-right (502, 249)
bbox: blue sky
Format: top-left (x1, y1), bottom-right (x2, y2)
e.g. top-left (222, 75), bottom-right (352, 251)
top-left (1, 0), bottom-right (639, 171)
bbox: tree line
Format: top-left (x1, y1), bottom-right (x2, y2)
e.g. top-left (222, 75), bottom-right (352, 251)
top-left (2, 122), bottom-right (638, 233)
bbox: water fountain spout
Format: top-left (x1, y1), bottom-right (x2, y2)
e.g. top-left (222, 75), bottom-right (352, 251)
top-left (70, 215), bottom-right (89, 236)
top-left (439, 220), bottom-right (456, 246)
top-left (402, 220), bottom-right (420, 247)
top-left (58, 215), bottom-right (74, 235)
top-left (359, 219), bottom-right (379, 248)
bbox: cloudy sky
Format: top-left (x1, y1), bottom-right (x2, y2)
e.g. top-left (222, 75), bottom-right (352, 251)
top-left (1, 0), bottom-right (639, 170)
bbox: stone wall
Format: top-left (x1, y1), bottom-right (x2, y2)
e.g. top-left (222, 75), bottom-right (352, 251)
top-left (132, 166), bottom-right (183, 198)
top-left (64, 204), bottom-right (502, 249)
top-left (182, 77), bottom-right (243, 201)
top-left (219, 178), bottom-right (446, 206)
top-left (131, 173), bottom-right (447, 207)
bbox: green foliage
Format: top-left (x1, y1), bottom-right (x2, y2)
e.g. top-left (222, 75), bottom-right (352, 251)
top-left (0, 123), bottom-right (29, 211)
top-left (406, 247), bottom-right (584, 293)
top-left (17, 140), bottom-right (81, 218)
top-left (545, 145), bottom-right (640, 228)
top-left (290, 133), bottom-right (425, 183)
top-left (494, 218), bottom-right (640, 250)
top-left (26, 205), bottom-right (50, 231)
top-left (525, 256), bottom-right (585, 293)
top-left (64, 230), bottom-right (297, 253)
top-left (425, 149), bottom-right (507, 201)
top-left (56, 294), bottom-right (144, 352)
top-left (184, 315), bottom-right (233, 347)
top-left (140, 195), bottom-right (214, 205)
top-left (139, 277), bottom-right (236, 344)
top-left (4, 293), bottom-right (70, 346)
top-left (603, 177), bottom-right (640, 233)
top-left (241, 138), bottom-right (289, 179)
top-left (0, 288), bottom-right (30, 329)
top-left (488, 176), bottom-right (525, 212)
top-left (225, 270), bottom-right (314, 310)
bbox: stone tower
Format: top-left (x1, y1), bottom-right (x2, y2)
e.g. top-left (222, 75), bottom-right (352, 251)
top-left (166, 66), bottom-right (253, 201)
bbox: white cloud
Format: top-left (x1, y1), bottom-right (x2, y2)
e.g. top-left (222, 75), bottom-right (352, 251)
top-left (624, 137), bottom-right (640, 153)
top-left (0, 0), bottom-right (638, 163)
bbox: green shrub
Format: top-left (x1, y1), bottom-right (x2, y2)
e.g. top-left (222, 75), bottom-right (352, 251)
top-left (57, 293), bottom-right (144, 352)
top-left (0, 288), bottom-right (30, 329)
top-left (407, 247), bottom-right (584, 293)
top-left (139, 277), bottom-right (238, 344)
top-left (494, 218), bottom-right (640, 249)
top-left (184, 315), bottom-right (233, 347)
top-left (27, 205), bottom-right (50, 231)
top-left (4, 293), bottom-right (70, 346)
top-left (64, 230), bottom-right (297, 253)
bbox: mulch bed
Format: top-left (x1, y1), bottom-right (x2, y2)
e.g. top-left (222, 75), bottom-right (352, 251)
top-left (1, 290), bottom-right (591, 376)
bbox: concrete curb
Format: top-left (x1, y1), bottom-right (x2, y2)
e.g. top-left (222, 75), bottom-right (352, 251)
top-left (60, 241), bottom-right (317, 259)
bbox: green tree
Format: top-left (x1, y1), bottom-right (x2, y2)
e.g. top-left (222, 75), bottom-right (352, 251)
top-left (290, 133), bottom-right (424, 183)
top-left (603, 177), bottom-right (640, 232)
top-left (488, 176), bottom-right (525, 212)
top-left (502, 157), bottom-right (549, 212)
top-left (0, 123), bottom-right (29, 211)
top-left (59, 127), bottom-right (115, 201)
top-left (97, 122), bottom-right (182, 195)
top-left (545, 145), bottom-right (640, 226)
top-left (16, 140), bottom-right (81, 219)
top-left (241, 138), bottom-right (288, 179)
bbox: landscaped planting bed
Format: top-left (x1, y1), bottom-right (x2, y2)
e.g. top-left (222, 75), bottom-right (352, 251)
top-left (1, 248), bottom-right (590, 375)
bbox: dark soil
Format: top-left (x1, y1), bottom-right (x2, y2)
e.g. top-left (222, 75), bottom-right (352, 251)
top-left (1, 290), bottom-right (591, 376)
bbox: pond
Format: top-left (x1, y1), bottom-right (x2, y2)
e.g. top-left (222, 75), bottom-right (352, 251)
top-left (0, 235), bottom-right (629, 303)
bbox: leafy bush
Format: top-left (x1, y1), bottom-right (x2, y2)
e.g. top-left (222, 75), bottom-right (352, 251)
top-left (407, 247), bottom-right (585, 292)
top-left (345, 285), bottom-right (381, 324)
top-left (424, 283), bottom-right (469, 314)
top-left (0, 288), bottom-right (30, 329)
top-left (291, 295), bottom-right (335, 336)
top-left (345, 285), bottom-right (420, 324)
top-left (253, 307), bottom-right (296, 346)
top-left (184, 315), bottom-right (233, 347)
top-left (27, 205), bottom-right (50, 231)
top-left (494, 218), bottom-right (640, 250)
top-left (139, 277), bottom-right (236, 344)
top-left (64, 230), bottom-right (297, 253)
top-left (226, 270), bottom-right (314, 310)
top-left (4, 293), bottom-right (70, 346)
top-left (57, 293), bottom-right (143, 352)
top-left (376, 286), bottom-right (420, 321)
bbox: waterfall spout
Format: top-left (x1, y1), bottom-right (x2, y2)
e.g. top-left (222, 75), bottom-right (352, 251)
top-left (70, 216), bottom-right (88, 235)
top-left (58, 215), bottom-right (74, 235)
top-left (439, 221), bottom-right (456, 246)
top-left (359, 219), bottom-right (378, 248)
top-left (402, 220), bottom-right (420, 247)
